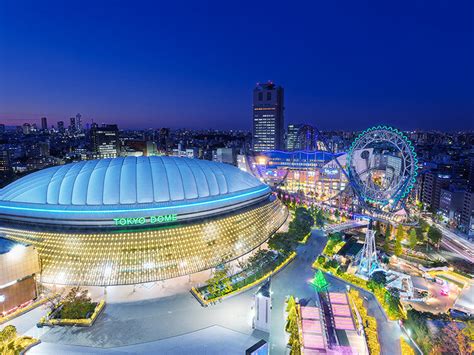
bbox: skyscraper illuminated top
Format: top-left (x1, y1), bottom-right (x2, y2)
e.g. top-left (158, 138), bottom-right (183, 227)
top-left (252, 81), bottom-right (284, 152)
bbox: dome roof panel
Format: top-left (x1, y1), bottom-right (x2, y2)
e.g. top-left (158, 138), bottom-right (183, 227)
top-left (0, 156), bottom-right (266, 210)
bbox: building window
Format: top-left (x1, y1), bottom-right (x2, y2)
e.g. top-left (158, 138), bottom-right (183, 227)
top-left (266, 92), bottom-right (272, 100)
top-left (258, 92), bottom-right (263, 101)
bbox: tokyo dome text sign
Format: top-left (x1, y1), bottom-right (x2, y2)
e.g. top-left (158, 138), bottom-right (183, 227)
top-left (113, 214), bottom-right (178, 226)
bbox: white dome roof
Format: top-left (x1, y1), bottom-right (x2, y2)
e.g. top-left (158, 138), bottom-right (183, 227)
top-left (0, 156), bottom-right (264, 206)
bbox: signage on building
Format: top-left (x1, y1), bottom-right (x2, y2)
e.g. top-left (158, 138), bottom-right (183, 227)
top-left (323, 167), bottom-right (339, 176)
top-left (113, 214), bottom-right (178, 226)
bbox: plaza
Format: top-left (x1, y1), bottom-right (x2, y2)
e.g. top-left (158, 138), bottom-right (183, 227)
top-left (3, 229), bottom-right (403, 354)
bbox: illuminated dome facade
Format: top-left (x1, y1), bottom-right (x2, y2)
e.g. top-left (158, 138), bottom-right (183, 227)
top-left (0, 157), bottom-right (287, 286)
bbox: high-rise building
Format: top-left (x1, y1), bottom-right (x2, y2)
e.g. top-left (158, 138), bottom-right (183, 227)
top-left (298, 124), bottom-right (317, 151)
top-left (0, 150), bottom-right (11, 172)
top-left (57, 121), bottom-right (65, 133)
top-left (69, 117), bottom-right (76, 132)
top-left (468, 157), bottom-right (474, 191)
top-left (22, 123), bottom-right (31, 135)
top-left (75, 113), bottom-right (82, 132)
top-left (460, 191), bottom-right (474, 235)
top-left (41, 117), bottom-right (48, 131)
top-left (91, 123), bottom-right (120, 158)
top-left (252, 81), bottom-right (284, 152)
top-left (286, 124), bottom-right (302, 151)
top-left (421, 171), bottom-right (451, 212)
top-left (286, 124), bottom-right (317, 151)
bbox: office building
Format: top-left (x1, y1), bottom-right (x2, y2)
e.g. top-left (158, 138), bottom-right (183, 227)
top-left (286, 124), bottom-right (303, 151)
top-left (41, 117), bottom-right (48, 131)
top-left (91, 123), bottom-right (120, 158)
top-left (252, 82), bottom-right (284, 152)
top-left (421, 171), bottom-right (451, 211)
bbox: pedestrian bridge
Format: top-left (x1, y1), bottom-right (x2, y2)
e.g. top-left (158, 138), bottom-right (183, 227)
top-left (324, 220), bottom-right (369, 234)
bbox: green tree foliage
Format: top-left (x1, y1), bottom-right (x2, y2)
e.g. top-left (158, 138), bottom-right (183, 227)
top-left (408, 228), bottom-right (417, 249)
top-left (394, 239), bottom-right (403, 256)
top-left (395, 224), bottom-right (405, 242)
top-left (58, 286), bottom-right (96, 320)
top-left (268, 233), bottom-right (295, 253)
top-left (427, 226), bottom-right (442, 246)
top-left (419, 219), bottom-right (430, 233)
top-left (315, 209), bottom-right (325, 228)
top-left (311, 270), bottom-right (329, 291)
top-left (207, 267), bottom-right (232, 298)
top-left (289, 207), bottom-right (314, 239)
top-left (370, 271), bottom-right (387, 285)
top-left (316, 255), bottom-right (326, 265)
top-left (415, 227), bottom-right (424, 242)
top-left (323, 232), bottom-right (343, 256)
top-left (404, 310), bottom-right (433, 354)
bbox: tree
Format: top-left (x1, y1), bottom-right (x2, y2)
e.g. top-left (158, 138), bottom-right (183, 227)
top-left (408, 228), bottom-right (417, 249)
top-left (286, 306), bottom-right (297, 332)
top-left (419, 219), bottom-right (430, 233)
top-left (427, 226), bottom-right (442, 247)
top-left (334, 209), bottom-right (340, 220)
top-left (370, 271), bottom-right (387, 285)
top-left (415, 227), bottom-right (424, 242)
top-left (0, 325), bottom-right (17, 344)
top-left (431, 322), bottom-right (472, 355)
top-left (311, 270), bottom-right (329, 291)
top-left (286, 295), bottom-right (296, 313)
top-left (394, 239), bottom-right (403, 256)
top-left (395, 224), bottom-right (404, 242)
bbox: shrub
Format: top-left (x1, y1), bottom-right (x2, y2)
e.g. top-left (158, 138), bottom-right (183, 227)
top-left (60, 301), bottom-right (97, 320)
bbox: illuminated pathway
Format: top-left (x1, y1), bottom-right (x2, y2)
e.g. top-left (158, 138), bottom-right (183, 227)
top-left (268, 228), bottom-right (402, 355)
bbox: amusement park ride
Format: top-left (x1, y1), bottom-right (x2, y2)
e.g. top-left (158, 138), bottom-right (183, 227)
top-left (248, 125), bottom-right (419, 278)
top-left (347, 126), bottom-right (418, 277)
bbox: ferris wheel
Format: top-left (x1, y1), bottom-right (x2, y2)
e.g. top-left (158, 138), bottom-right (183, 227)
top-left (347, 126), bottom-right (418, 212)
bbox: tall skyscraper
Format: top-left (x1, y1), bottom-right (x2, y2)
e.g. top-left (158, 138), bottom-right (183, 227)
top-left (252, 81), bottom-right (284, 152)
top-left (75, 113), bottom-right (82, 132)
top-left (69, 117), bottom-right (76, 132)
top-left (57, 121), bottom-right (65, 133)
top-left (69, 113), bottom-right (83, 133)
top-left (41, 117), bottom-right (48, 130)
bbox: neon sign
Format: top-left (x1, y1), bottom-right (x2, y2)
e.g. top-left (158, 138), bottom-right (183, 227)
top-left (113, 214), bottom-right (178, 226)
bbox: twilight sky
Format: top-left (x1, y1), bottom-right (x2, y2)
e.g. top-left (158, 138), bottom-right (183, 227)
top-left (0, 0), bottom-right (472, 131)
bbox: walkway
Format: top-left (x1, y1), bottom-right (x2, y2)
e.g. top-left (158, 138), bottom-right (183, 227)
top-left (268, 228), bottom-right (401, 355)
top-left (6, 227), bottom-right (401, 354)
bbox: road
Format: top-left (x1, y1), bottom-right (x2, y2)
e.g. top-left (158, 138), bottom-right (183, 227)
top-left (432, 222), bottom-right (474, 264)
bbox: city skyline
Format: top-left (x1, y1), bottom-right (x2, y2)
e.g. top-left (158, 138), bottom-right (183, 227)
top-left (1, 1), bottom-right (473, 131)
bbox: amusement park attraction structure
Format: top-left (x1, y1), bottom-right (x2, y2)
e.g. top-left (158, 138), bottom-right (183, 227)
top-left (346, 126), bottom-right (418, 277)
top-left (248, 125), bottom-right (419, 278)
